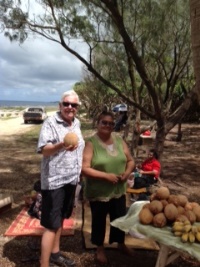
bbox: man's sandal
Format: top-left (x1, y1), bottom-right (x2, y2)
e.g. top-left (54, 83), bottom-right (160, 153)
top-left (50, 254), bottom-right (76, 267)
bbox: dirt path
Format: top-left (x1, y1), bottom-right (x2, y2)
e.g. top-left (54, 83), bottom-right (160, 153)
top-left (0, 111), bottom-right (56, 136)
top-left (1, 116), bottom-right (35, 136)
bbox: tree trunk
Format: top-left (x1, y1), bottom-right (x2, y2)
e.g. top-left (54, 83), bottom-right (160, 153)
top-left (190, 0), bottom-right (200, 103)
top-left (176, 123), bottom-right (182, 142)
top-left (154, 119), bottom-right (166, 161)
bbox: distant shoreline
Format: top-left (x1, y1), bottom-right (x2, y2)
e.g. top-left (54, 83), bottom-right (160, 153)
top-left (0, 100), bottom-right (58, 108)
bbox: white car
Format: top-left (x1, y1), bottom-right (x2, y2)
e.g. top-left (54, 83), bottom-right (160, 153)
top-left (23, 106), bottom-right (48, 124)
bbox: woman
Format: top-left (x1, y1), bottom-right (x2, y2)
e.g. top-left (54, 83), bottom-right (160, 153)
top-left (82, 111), bottom-right (135, 264)
top-left (132, 149), bottom-right (161, 200)
top-left (134, 149), bottom-right (161, 186)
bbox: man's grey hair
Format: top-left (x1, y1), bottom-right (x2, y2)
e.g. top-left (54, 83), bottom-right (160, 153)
top-left (60, 90), bottom-right (81, 104)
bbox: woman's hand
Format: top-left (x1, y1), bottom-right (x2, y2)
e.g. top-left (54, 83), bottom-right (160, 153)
top-left (138, 170), bottom-right (144, 175)
top-left (119, 173), bottom-right (129, 182)
top-left (106, 173), bottom-right (120, 184)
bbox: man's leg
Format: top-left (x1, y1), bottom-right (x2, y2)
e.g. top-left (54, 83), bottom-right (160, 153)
top-left (49, 225), bottom-right (76, 267)
top-left (40, 185), bottom-right (76, 267)
top-left (50, 185), bottom-right (76, 267)
top-left (40, 228), bottom-right (57, 267)
top-left (40, 188), bottom-right (64, 267)
top-left (52, 226), bottom-right (62, 253)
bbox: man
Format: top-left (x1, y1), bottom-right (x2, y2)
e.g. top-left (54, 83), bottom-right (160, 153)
top-left (114, 111), bottom-right (128, 132)
top-left (37, 90), bottom-right (85, 267)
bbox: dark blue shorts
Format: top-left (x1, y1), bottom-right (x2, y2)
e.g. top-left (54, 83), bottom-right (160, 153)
top-left (40, 184), bottom-right (76, 230)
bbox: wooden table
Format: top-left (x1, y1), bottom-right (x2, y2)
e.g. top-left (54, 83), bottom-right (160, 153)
top-left (155, 244), bottom-right (184, 267)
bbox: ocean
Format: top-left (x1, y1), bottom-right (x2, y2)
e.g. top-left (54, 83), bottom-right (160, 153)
top-left (0, 100), bottom-right (58, 108)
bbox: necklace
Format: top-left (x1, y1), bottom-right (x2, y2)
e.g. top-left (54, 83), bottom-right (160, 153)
top-left (95, 133), bottom-right (118, 156)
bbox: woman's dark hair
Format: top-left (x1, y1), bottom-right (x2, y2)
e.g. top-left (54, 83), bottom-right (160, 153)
top-left (149, 149), bottom-right (159, 159)
top-left (97, 111), bottom-right (115, 124)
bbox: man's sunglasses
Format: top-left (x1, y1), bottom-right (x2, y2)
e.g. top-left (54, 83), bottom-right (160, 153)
top-left (62, 102), bottom-right (79, 108)
top-left (100, 120), bottom-right (115, 127)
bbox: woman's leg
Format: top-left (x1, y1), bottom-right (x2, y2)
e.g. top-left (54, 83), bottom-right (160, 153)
top-left (90, 201), bottom-right (108, 263)
top-left (109, 195), bottom-right (134, 256)
top-left (90, 201), bottom-right (108, 246)
top-left (109, 195), bottom-right (126, 244)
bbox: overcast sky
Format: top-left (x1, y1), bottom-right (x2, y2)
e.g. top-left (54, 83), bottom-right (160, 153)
top-left (0, 33), bottom-right (87, 102)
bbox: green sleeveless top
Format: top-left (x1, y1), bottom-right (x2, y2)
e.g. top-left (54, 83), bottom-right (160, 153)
top-left (84, 133), bottom-right (127, 201)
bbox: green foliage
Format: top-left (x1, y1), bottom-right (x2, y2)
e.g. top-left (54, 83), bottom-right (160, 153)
top-left (78, 0), bottom-right (192, 113)
top-left (0, 0), bottom-right (197, 140)
top-left (74, 78), bottom-right (118, 120)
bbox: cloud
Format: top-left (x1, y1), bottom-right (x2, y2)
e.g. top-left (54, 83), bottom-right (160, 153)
top-left (0, 34), bottom-right (87, 102)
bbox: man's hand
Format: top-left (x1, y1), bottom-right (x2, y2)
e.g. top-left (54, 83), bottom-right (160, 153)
top-left (63, 142), bottom-right (78, 151)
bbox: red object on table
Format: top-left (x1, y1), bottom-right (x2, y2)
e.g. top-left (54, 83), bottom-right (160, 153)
top-left (142, 130), bottom-right (151, 136)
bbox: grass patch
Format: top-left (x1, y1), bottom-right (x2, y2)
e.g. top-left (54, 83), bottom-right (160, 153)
top-left (16, 120), bottom-right (94, 145)
top-left (16, 125), bottom-right (41, 147)
top-left (17, 121), bottom-right (94, 146)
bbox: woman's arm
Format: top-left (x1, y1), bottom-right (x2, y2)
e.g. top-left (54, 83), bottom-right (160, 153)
top-left (139, 169), bottom-right (158, 176)
top-left (82, 141), bottom-right (119, 184)
top-left (121, 141), bottom-right (135, 181)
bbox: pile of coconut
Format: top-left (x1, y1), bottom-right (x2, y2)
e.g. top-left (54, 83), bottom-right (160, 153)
top-left (139, 187), bottom-right (200, 228)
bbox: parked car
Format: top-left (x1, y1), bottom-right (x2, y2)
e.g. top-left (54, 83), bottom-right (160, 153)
top-left (23, 106), bottom-right (47, 124)
top-left (112, 103), bottom-right (127, 112)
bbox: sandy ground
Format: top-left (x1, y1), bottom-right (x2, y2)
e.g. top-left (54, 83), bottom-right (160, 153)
top-left (1, 116), bottom-right (35, 135)
top-left (0, 111), bottom-right (56, 136)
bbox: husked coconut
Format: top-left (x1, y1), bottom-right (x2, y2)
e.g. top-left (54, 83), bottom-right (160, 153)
top-left (193, 206), bottom-right (200, 222)
top-left (177, 206), bottom-right (185, 215)
top-left (164, 203), bottom-right (178, 221)
top-left (150, 193), bottom-right (158, 202)
top-left (142, 203), bottom-right (150, 209)
top-left (168, 195), bottom-right (180, 206)
top-left (139, 208), bottom-right (154, 225)
top-left (64, 132), bottom-right (79, 147)
top-left (156, 187), bottom-right (170, 200)
top-left (184, 202), bottom-right (193, 211)
top-left (152, 213), bottom-right (167, 228)
top-left (177, 195), bottom-right (188, 207)
top-left (184, 210), bottom-right (196, 224)
top-left (160, 199), bottom-right (168, 208)
top-left (190, 202), bottom-right (200, 209)
top-left (149, 200), bottom-right (163, 214)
